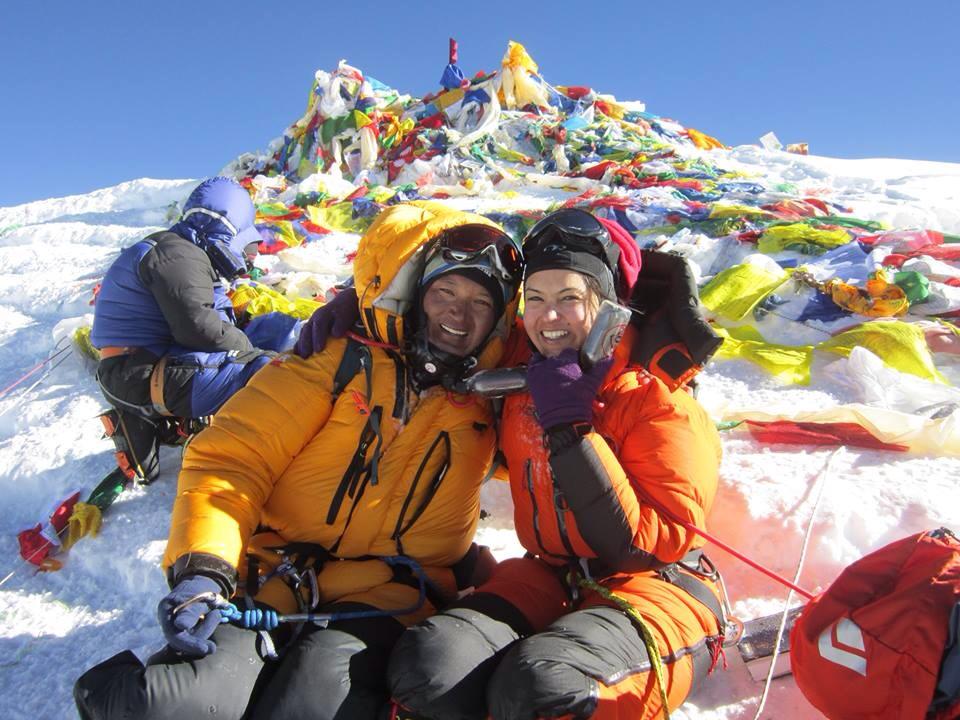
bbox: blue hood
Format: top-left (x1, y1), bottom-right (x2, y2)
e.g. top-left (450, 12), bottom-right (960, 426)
top-left (169, 176), bottom-right (260, 279)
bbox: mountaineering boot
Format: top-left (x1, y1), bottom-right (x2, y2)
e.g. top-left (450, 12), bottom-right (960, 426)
top-left (99, 409), bottom-right (160, 484)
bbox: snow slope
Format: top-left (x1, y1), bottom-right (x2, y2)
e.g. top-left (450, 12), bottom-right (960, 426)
top-left (1, 154), bottom-right (959, 719)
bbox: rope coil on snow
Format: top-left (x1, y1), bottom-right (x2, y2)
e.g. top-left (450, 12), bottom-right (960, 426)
top-left (751, 447), bottom-right (841, 720)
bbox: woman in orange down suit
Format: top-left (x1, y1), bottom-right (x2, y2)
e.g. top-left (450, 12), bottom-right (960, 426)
top-left (387, 208), bottom-right (728, 720)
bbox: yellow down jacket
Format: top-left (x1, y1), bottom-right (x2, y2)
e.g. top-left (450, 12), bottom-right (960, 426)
top-left (163, 202), bottom-right (513, 623)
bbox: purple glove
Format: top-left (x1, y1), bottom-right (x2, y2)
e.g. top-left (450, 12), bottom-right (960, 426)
top-left (293, 286), bottom-right (359, 358)
top-left (526, 348), bottom-right (613, 430)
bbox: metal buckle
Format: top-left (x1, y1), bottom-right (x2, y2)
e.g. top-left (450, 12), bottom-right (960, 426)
top-left (171, 590), bottom-right (225, 616)
top-left (677, 550), bottom-right (719, 581)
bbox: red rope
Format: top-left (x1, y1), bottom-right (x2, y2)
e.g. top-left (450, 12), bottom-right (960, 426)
top-left (346, 330), bottom-right (399, 351)
top-left (641, 491), bottom-right (815, 600)
top-left (680, 516), bottom-right (814, 600)
top-left (0, 345), bottom-right (71, 400)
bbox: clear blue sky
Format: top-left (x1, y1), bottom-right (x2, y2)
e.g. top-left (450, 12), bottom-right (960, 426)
top-left (2, 0), bottom-right (958, 207)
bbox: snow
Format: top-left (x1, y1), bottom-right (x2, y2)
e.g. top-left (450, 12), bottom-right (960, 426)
top-left (1, 155), bottom-right (959, 719)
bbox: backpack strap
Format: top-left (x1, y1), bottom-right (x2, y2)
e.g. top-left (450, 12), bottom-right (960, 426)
top-left (132, 232), bottom-right (163, 283)
top-left (331, 335), bottom-right (372, 403)
top-left (657, 548), bottom-right (729, 639)
top-left (324, 335), bottom-right (383, 545)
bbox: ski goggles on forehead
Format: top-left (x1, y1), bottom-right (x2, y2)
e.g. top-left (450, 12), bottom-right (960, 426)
top-left (435, 224), bottom-right (524, 281)
top-left (524, 208), bottom-right (610, 256)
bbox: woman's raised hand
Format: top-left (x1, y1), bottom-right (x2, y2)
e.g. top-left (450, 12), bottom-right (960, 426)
top-left (526, 348), bottom-right (612, 430)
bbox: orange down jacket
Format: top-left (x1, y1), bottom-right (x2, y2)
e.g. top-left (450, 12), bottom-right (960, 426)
top-left (500, 324), bottom-right (721, 568)
top-left (162, 203), bottom-right (515, 623)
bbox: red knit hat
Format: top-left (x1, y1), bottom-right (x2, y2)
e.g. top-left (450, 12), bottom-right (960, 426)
top-left (597, 216), bottom-right (641, 299)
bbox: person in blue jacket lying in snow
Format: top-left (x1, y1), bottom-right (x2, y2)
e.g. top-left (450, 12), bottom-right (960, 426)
top-left (90, 176), bottom-right (299, 483)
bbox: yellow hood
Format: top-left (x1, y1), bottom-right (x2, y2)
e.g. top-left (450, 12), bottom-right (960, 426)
top-left (352, 201), bottom-right (518, 370)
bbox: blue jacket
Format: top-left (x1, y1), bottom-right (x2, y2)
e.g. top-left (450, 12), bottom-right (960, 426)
top-left (91, 231), bottom-right (253, 357)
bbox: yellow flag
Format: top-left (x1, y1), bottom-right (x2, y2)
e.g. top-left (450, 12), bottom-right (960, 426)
top-left (758, 224), bottom-right (850, 254)
top-left (61, 503), bottom-right (103, 551)
top-left (715, 326), bottom-right (814, 384)
top-left (700, 262), bottom-right (788, 321)
top-left (818, 321), bottom-right (947, 383)
top-left (231, 284), bottom-right (322, 321)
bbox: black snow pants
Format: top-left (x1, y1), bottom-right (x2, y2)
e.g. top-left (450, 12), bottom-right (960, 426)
top-left (95, 347), bottom-right (268, 482)
top-left (74, 604), bottom-right (405, 720)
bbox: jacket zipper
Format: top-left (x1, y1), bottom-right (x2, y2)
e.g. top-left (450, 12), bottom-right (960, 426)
top-left (391, 432), bottom-right (449, 554)
top-left (553, 485), bottom-right (578, 557)
top-left (525, 459), bottom-right (551, 557)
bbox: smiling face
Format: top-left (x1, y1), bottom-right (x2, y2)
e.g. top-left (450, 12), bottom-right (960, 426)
top-left (523, 269), bottom-right (600, 357)
top-left (421, 273), bottom-right (498, 357)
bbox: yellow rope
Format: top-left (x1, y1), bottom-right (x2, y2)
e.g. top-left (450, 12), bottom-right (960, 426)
top-left (577, 576), bottom-right (671, 720)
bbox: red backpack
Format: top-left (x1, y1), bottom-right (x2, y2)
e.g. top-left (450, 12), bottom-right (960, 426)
top-left (790, 528), bottom-right (960, 719)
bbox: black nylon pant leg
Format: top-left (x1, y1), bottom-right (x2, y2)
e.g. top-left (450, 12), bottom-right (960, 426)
top-left (96, 351), bottom-right (198, 419)
top-left (74, 623), bottom-right (270, 720)
top-left (488, 606), bottom-right (648, 720)
top-left (96, 352), bottom-right (194, 482)
top-left (155, 360), bottom-right (199, 418)
top-left (96, 354), bottom-right (155, 411)
top-left (387, 593), bottom-right (533, 720)
top-left (248, 604), bottom-right (405, 720)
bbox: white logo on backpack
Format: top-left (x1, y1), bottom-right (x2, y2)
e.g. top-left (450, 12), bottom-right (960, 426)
top-left (818, 618), bottom-right (868, 676)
